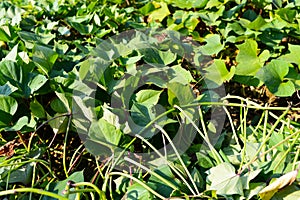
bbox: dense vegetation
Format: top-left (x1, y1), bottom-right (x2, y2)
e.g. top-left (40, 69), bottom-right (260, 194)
top-left (0, 0), bottom-right (299, 199)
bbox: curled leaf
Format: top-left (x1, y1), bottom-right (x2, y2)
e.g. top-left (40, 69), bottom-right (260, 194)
top-left (259, 169), bottom-right (299, 200)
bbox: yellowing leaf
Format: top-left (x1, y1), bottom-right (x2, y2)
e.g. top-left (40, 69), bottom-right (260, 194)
top-left (148, 2), bottom-right (170, 22)
top-left (259, 170), bottom-right (299, 200)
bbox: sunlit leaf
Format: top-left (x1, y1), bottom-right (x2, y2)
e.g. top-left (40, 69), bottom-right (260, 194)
top-left (204, 59), bottom-right (235, 88)
top-left (280, 44), bottom-right (300, 69)
top-left (33, 44), bottom-right (58, 75)
top-left (259, 169), bottom-right (299, 200)
top-left (235, 39), bottom-right (268, 75)
top-left (4, 44), bottom-right (18, 61)
top-left (200, 34), bottom-right (224, 55)
top-left (147, 2), bottom-right (170, 22)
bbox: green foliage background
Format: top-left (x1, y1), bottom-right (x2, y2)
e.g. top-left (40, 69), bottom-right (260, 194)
top-left (0, 0), bottom-right (299, 199)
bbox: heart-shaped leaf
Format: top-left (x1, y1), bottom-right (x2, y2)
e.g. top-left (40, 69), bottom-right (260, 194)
top-left (235, 39), bottom-right (269, 75)
top-left (256, 60), bottom-right (295, 97)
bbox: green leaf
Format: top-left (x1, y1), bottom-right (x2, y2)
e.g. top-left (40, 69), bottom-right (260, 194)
top-left (139, 2), bottom-right (156, 15)
top-left (185, 14), bottom-right (200, 31)
top-left (276, 8), bottom-right (296, 23)
top-left (55, 92), bottom-right (72, 113)
top-left (54, 41), bottom-right (69, 55)
top-left (233, 75), bottom-right (262, 87)
top-left (58, 26), bottom-right (70, 36)
top-left (168, 65), bottom-right (194, 84)
top-left (28, 74), bottom-right (47, 94)
top-left (235, 39), bottom-right (268, 75)
top-left (236, 39), bottom-right (269, 76)
top-left (43, 171), bottom-right (84, 200)
top-left (247, 15), bottom-right (267, 30)
top-left (200, 34), bottom-right (224, 55)
top-left (0, 26), bottom-right (11, 42)
top-left (114, 176), bottom-right (130, 194)
top-left (269, 131), bottom-right (285, 151)
top-left (204, 59), bottom-right (235, 88)
top-left (18, 31), bottom-right (42, 48)
top-left (0, 82), bottom-right (18, 96)
top-left (127, 183), bottom-right (153, 200)
top-left (158, 50), bottom-right (177, 65)
top-left (191, 167), bottom-right (204, 189)
top-left (167, 82), bottom-right (194, 106)
top-left (280, 44), bottom-right (300, 68)
top-left (0, 95), bottom-right (17, 115)
top-left (131, 103), bottom-right (155, 126)
top-left (30, 99), bottom-right (46, 118)
top-left (4, 44), bottom-right (18, 61)
top-left (206, 162), bottom-right (244, 195)
top-left (265, 151), bottom-right (286, 174)
top-left (78, 58), bottom-right (108, 82)
top-left (33, 44), bottom-right (58, 75)
top-left (0, 60), bottom-right (23, 86)
top-left (140, 49), bottom-right (176, 65)
top-left (47, 113), bottom-right (68, 134)
top-left (68, 22), bottom-right (96, 35)
top-left (246, 182), bottom-right (266, 199)
top-left (18, 51), bottom-right (30, 64)
top-left (169, 0), bottom-right (208, 9)
top-left (196, 151), bottom-right (214, 168)
top-left (199, 6), bottom-right (224, 26)
top-left (134, 89), bottom-right (162, 106)
top-left (256, 60), bottom-right (295, 97)
top-left (89, 118), bottom-right (122, 150)
top-left (5, 163), bottom-right (34, 185)
top-left (50, 98), bottom-right (69, 113)
top-left (5, 116), bottom-right (28, 131)
top-left (148, 165), bottom-right (179, 198)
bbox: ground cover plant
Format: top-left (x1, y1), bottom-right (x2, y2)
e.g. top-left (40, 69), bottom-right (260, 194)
top-left (0, 0), bottom-right (299, 199)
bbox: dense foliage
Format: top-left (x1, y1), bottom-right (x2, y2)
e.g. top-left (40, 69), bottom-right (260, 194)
top-left (0, 0), bottom-right (299, 199)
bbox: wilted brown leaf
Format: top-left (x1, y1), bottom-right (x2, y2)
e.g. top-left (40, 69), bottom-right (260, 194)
top-left (259, 169), bottom-right (299, 200)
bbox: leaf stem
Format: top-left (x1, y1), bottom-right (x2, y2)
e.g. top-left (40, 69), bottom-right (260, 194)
top-left (63, 115), bottom-right (72, 178)
top-left (71, 182), bottom-right (105, 199)
top-left (27, 113), bottom-right (71, 151)
top-left (238, 106), bottom-right (291, 174)
top-left (155, 124), bottom-right (200, 195)
top-left (0, 188), bottom-right (68, 200)
top-left (124, 156), bottom-right (179, 191)
top-left (174, 105), bottom-right (223, 164)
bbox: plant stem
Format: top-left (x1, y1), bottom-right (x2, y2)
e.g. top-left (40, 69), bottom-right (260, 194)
top-left (27, 113), bottom-right (71, 151)
top-left (259, 130), bottom-right (300, 162)
top-left (174, 105), bottom-right (223, 164)
top-left (124, 156), bottom-right (179, 191)
top-left (16, 131), bottom-right (28, 152)
top-left (134, 133), bottom-right (196, 196)
top-left (72, 182), bottom-right (105, 199)
top-left (274, 129), bottom-right (300, 171)
top-left (293, 147), bottom-right (300, 171)
top-left (155, 123), bottom-right (200, 195)
top-left (222, 106), bottom-right (241, 149)
top-left (63, 115), bottom-right (72, 178)
top-left (238, 107), bottom-right (291, 174)
top-left (0, 188), bottom-right (68, 200)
